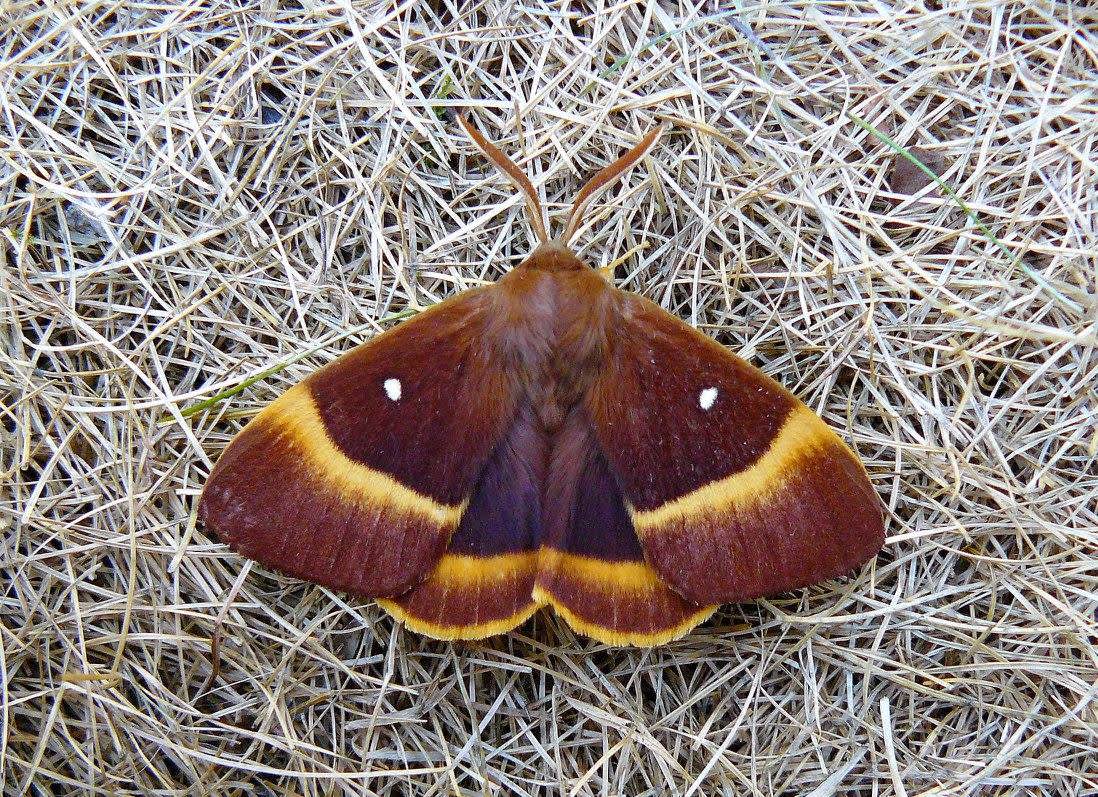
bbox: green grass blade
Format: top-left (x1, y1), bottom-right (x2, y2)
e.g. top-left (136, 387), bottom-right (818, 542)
top-left (848, 112), bottom-right (1081, 314)
top-left (174, 308), bottom-right (416, 421)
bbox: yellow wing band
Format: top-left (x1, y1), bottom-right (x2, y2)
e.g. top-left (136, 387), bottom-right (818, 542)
top-left (534, 548), bottom-right (717, 646)
top-left (537, 548), bottom-right (665, 594)
top-left (630, 405), bottom-right (838, 532)
top-left (532, 585), bottom-right (715, 647)
top-left (259, 384), bottom-right (464, 526)
top-left (378, 599), bottom-right (539, 642)
top-left (377, 552), bottom-right (539, 641)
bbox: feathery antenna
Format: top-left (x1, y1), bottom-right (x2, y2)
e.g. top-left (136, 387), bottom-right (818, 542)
top-left (455, 113), bottom-right (550, 246)
top-left (455, 113), bottom-right (665, 249)
top-left (561, 124), bottom-right (666, 245)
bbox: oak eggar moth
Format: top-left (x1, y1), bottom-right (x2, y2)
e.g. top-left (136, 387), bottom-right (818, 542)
top-left (198, 115), bottom-right (885, 646)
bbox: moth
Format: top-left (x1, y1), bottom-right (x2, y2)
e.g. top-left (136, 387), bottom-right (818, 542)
top-left (198, 115), bottom-right (884, 646)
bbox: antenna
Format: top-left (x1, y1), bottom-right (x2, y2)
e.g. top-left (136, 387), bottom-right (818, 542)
top-left (455, 113), bottom-right (550, 246)
top-left (561, 124), bottom-right (666, 245)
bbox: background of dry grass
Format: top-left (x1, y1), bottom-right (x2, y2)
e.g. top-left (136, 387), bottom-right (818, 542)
top-left (3, 1), bottom-right (1096, 794)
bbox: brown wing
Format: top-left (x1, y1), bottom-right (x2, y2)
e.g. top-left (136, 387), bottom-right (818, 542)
top-left (534, 409), bottom-right (716, 646)
top-left (198, 287), bottom-right (523, 598)
top-left (377, 405), bottom-right (544, 640)
top-left (587, 293), bottom-right (884, 605)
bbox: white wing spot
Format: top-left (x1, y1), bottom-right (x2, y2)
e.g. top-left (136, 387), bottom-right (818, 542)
top-left (383, 378), bottom-right (402, 402)
top-left (699, 386), bottom-right (718, 410)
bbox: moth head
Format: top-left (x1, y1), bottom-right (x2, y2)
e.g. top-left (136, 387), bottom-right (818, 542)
top-left (455, 112), bottom-right (665, 261)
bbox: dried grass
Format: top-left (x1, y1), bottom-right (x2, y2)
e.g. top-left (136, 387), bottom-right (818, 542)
top-left (2, 1), bottom-right (1096, 794)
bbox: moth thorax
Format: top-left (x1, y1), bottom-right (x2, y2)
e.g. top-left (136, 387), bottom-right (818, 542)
top-left (523, 242), bottom-right (587, 273)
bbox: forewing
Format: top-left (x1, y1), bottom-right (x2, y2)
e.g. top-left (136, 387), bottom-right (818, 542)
top-left (588, 294), bottom-right (884, 605)
top-left (198, 288), bottom-right (520, 598)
